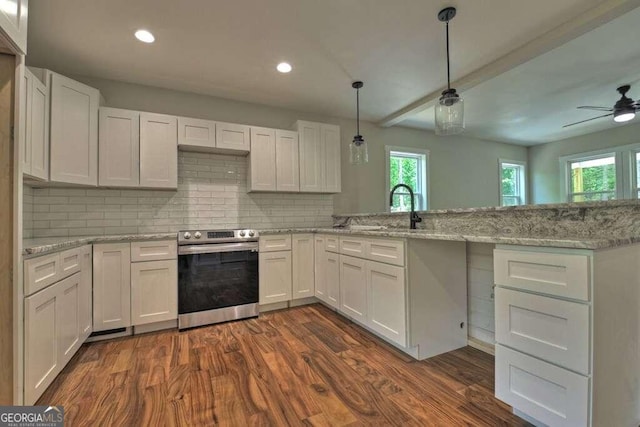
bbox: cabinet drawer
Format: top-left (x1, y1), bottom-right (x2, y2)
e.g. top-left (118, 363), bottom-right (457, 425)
top-left (59, 247), bottom-right (83, 279)
top-left (325, 236), bottom-right (339, 253)
top-left (259, 235), bottom-right (292, 252)
top-left (24, 252), bottom-right (61, 296)
top-left (496, 345), bottom-right (589, 427)
top-left (494, 249), bottom-right (590, 301)
top-left (339, 237), bottom-right (366, 257)
top-left (131, 240), bottom-right (177, 262)
top-left (495, 288), bottom-right (590, 374)
top-left (366, 239), bottom-right (405, 266)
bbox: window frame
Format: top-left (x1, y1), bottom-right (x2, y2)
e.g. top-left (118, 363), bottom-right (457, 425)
top-left (559, 143), bottom-right (640, 202)
top-left (498, 159), bottom-right (527, 206)
top-left (385, 146), bottom-right (430, 213)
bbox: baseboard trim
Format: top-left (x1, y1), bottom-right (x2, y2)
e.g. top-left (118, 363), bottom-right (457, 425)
top-left (467, 337), bottom-right (495, 355)
top-left (135, 319), bottom-right (178, 335)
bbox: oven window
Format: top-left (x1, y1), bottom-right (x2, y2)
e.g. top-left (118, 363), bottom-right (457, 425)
top-left (178, 250), bottom-right (258, 314)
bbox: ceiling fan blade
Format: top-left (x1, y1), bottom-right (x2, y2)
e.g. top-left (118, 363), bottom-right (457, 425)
top-left (576, 106), bottom-right (614, 112)
top-left (563, 113), bottom-right (614, 128)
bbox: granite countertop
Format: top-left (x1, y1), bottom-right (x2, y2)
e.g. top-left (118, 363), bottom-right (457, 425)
top-left (23, 227), bottom-right (640, 257)
top-left (23, 233), bottom-right (177, 257)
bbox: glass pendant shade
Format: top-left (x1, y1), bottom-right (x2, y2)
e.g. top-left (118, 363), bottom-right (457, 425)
top-left (435, 89), bottom-right (464, 135)
top-left (350, 135), bottom-right (368, 165)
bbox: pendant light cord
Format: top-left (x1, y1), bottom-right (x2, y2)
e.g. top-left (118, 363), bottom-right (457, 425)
top-left (356, 88), bottom-right (360, 135)
top-left (446, 20), bottom-right (451, 90)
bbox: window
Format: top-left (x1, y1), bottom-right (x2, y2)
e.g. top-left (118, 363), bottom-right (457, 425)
top-left (568, 155), bottom-right (617, 202)
top-left (499, 160), bottom-right (527, 206)
top-left (385, 146), bottom-right (429, 212)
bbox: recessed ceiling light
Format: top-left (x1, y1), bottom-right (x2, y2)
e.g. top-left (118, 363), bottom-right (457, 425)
top-left (276, 62), bottom-right (292, 73)
top-left (135, 29), bottom-right (155, 43)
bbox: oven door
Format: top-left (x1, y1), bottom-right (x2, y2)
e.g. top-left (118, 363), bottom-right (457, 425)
top-left (178, 242), bottom-right (259, 316)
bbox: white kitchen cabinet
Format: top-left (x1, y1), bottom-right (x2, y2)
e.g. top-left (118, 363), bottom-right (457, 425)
top-left (24, 251), bottom-right (61, 296)
top-left (276, 130), bottom-right (300, 192)
top-left (295, 120), bottom-right (341, 193)
top-left (322, 124), bottom-right (341, 193)
top-left (99, 108), bottom-right (140, 187)
top-left (49, 72), bottom-right (99, 186)
top-left (93, 243), bottom-right (131, 331)
top-left (248, 127), bottom-right (277, 191)
top-left (325, 251), bottom-right (340, 309)
top-left (0, 0), bottom-right (28, 54)
top-left (292, 234), bottom-right (315, 299)
top-left (367, 262), bottom-right (406, 347)
top-left (259, 234), bottom-right (292, 252)
top-left (314, 235), bottom-right (327, 301)
top-left (339, 237), bottom-right (366, 258)
top-left (22, 68), bottom-right (49, 181)
top-left (340, 255), bottom-right (367, 323)
top-left (259, 251), bottom-right (292, 305)
top-left (296, 121), bottom-right (323, 192)
top-left (216, 122), bottom-right (250, 152)
top-left (139, 112), bottom-right (177, 189)
top-left (177, 117), bottom-right (215, 149)
top-left (131, 240), bottom-right (177, 262)
top-left (57, 273), bottom-right (82, 366)
top-left (131, 260), bottom-right (177, 325)
top-left (79, 246), bottom-right (92, 342)
top-left (24, 279), bottom-right (60, 405)
top-left (20, 65), bottom-right (30, 176)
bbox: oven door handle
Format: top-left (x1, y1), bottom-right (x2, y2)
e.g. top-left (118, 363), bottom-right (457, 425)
top-left (178, 242), bottom-right (259, 255)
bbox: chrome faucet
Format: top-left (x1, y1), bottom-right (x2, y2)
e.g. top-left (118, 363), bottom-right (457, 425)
top-left (389, 184), bottom-right (422, 229)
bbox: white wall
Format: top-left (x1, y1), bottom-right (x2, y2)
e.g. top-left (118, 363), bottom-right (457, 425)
top-left (529, 122), bottom-right (640, 204)
top-left (73, 76), bottom-right (528, 214)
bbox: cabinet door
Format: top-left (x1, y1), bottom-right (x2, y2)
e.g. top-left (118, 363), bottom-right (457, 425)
top-left (140, 112), bottom-right (177, 189)
top-left (93, 243), bottom-right (131, 331)
top-left (79, 246), bottom-right (92, 341)
top-left (0, 0), bottom-right (28, 54)
top-left (216, 122), bottom-right (250, 152)
top-left (24, 282), bottom-right (60, 405)
top-left (292, 234), bottom-right (315, 299)
top-left (259, 251), bottom-right (292, 304)
top-left (177, 117), bottom-right (215, 149)
top-left (325, 252), bottom-right (340, 309)
top-left (314, 236), bottom-right (327, 301)
top-left (275, 130), bottom-right (300, 192)
top-left (29, 73), bottom-right (50, 181)
top-left (50, 73), bottom-right (99, 186)
top-left (339, 255), bottom-right (367, 323)
top-left (57, 273), bottom-right (82, 366)
top-left (367, 262), bottom-right (406, 346)
top-left (99, 108), bottom-right (140, 187)
top-left (131, 260), bottom-right (177, 325)
top-left (249, 127), bottom-right (276, 191)
top-left (297, 121), bottom-right (324, 192)
top-left (322, 124), bottom-right (341, 193)
top-left (24, 251), bottom-right (61, 296)
top-left (21, 68), bottom-right (31, 176)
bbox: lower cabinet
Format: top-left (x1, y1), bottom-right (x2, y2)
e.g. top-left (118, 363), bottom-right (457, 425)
top-left (314, 235), bottom-right (327, 301)
top-left (259, 251), bottom-right (292, 304)
top-left (292, 234), bottom-right (315, 299)
top-left (339, 255), bottom-right (367, 323)
top-left (93, 243), bottom-right (131, 331)
top-left (131, 260), bottom-right (177, 325)
top-left (325, 251), bottom-right (340, 309)
top-left (367, 262), bottom-right (406, 347)
top-left (24, 245), bottom-right (92, 405)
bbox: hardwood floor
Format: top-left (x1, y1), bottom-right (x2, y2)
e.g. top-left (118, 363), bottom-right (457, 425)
top-left (38, 304), bottom-right (530, 426)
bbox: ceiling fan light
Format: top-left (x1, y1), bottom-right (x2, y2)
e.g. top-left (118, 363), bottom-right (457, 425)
top-left (614, 110), bottom-right (635, 123)
top-left (435, 90), bottom-right (464, 135)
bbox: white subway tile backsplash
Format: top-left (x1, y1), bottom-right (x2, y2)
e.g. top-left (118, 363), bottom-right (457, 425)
top-left (25, 152), bottom-right (333, 237)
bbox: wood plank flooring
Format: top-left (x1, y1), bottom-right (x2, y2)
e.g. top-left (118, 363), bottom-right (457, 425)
top-left (38, 304), bottom-right (530, 426)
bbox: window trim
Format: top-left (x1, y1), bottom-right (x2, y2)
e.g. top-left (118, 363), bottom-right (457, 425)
top-left (385, 146), bottom-right (430, 213)
top-left (558, 143), bottom-right (640, 202)
top-left (498, 158), bottom-right (527, 206)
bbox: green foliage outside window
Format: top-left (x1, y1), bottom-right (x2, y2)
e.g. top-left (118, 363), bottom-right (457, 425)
top-left (571, 160), bottom-right (616, 201)
top-left (390, 156), bottom-right (419, 212)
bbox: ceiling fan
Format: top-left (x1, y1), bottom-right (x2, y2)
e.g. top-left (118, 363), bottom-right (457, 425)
top-left (563, 85), bottom-right (640, 128)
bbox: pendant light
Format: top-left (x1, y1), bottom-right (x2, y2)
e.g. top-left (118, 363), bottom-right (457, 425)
top-left (435, 7), bottom-right (464, 136)
top-left (350, 81), bottom-right (368, 164)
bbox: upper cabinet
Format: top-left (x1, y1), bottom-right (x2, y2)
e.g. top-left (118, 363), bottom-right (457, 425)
top-left (99, 108), bottom-right (140, 187)
top-left (0, 0), bottom-right (28, 54)
top-left (177, 117), bottom-right (215, 150)
top-left (275, 130), bottom-right (300, 192)
top-left (295, 121), bottom-right (341, 193)
top-left (216, 122), bottom-right (250, 152)
top-left (140, 112), bottom-right (178, 189)
top-left (49, 72), bottom-right (100, 186)
top-left (248, 127), bottom-right (277, 192)
top-left (21, 67), bottom-right (49, 181)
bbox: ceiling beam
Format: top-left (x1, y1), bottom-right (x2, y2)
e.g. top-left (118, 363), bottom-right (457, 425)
top-left (378, 0), bottom-right (640, 128)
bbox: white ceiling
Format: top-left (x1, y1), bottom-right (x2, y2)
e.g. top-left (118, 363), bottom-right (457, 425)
top-left (27, 0), bottom-right (609, 126)
top-left (402, 5), bottom-right (640, 145)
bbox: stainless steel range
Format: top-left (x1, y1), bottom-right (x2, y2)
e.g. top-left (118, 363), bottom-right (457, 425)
top-left (177, 229), bottom-right (259, 330)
